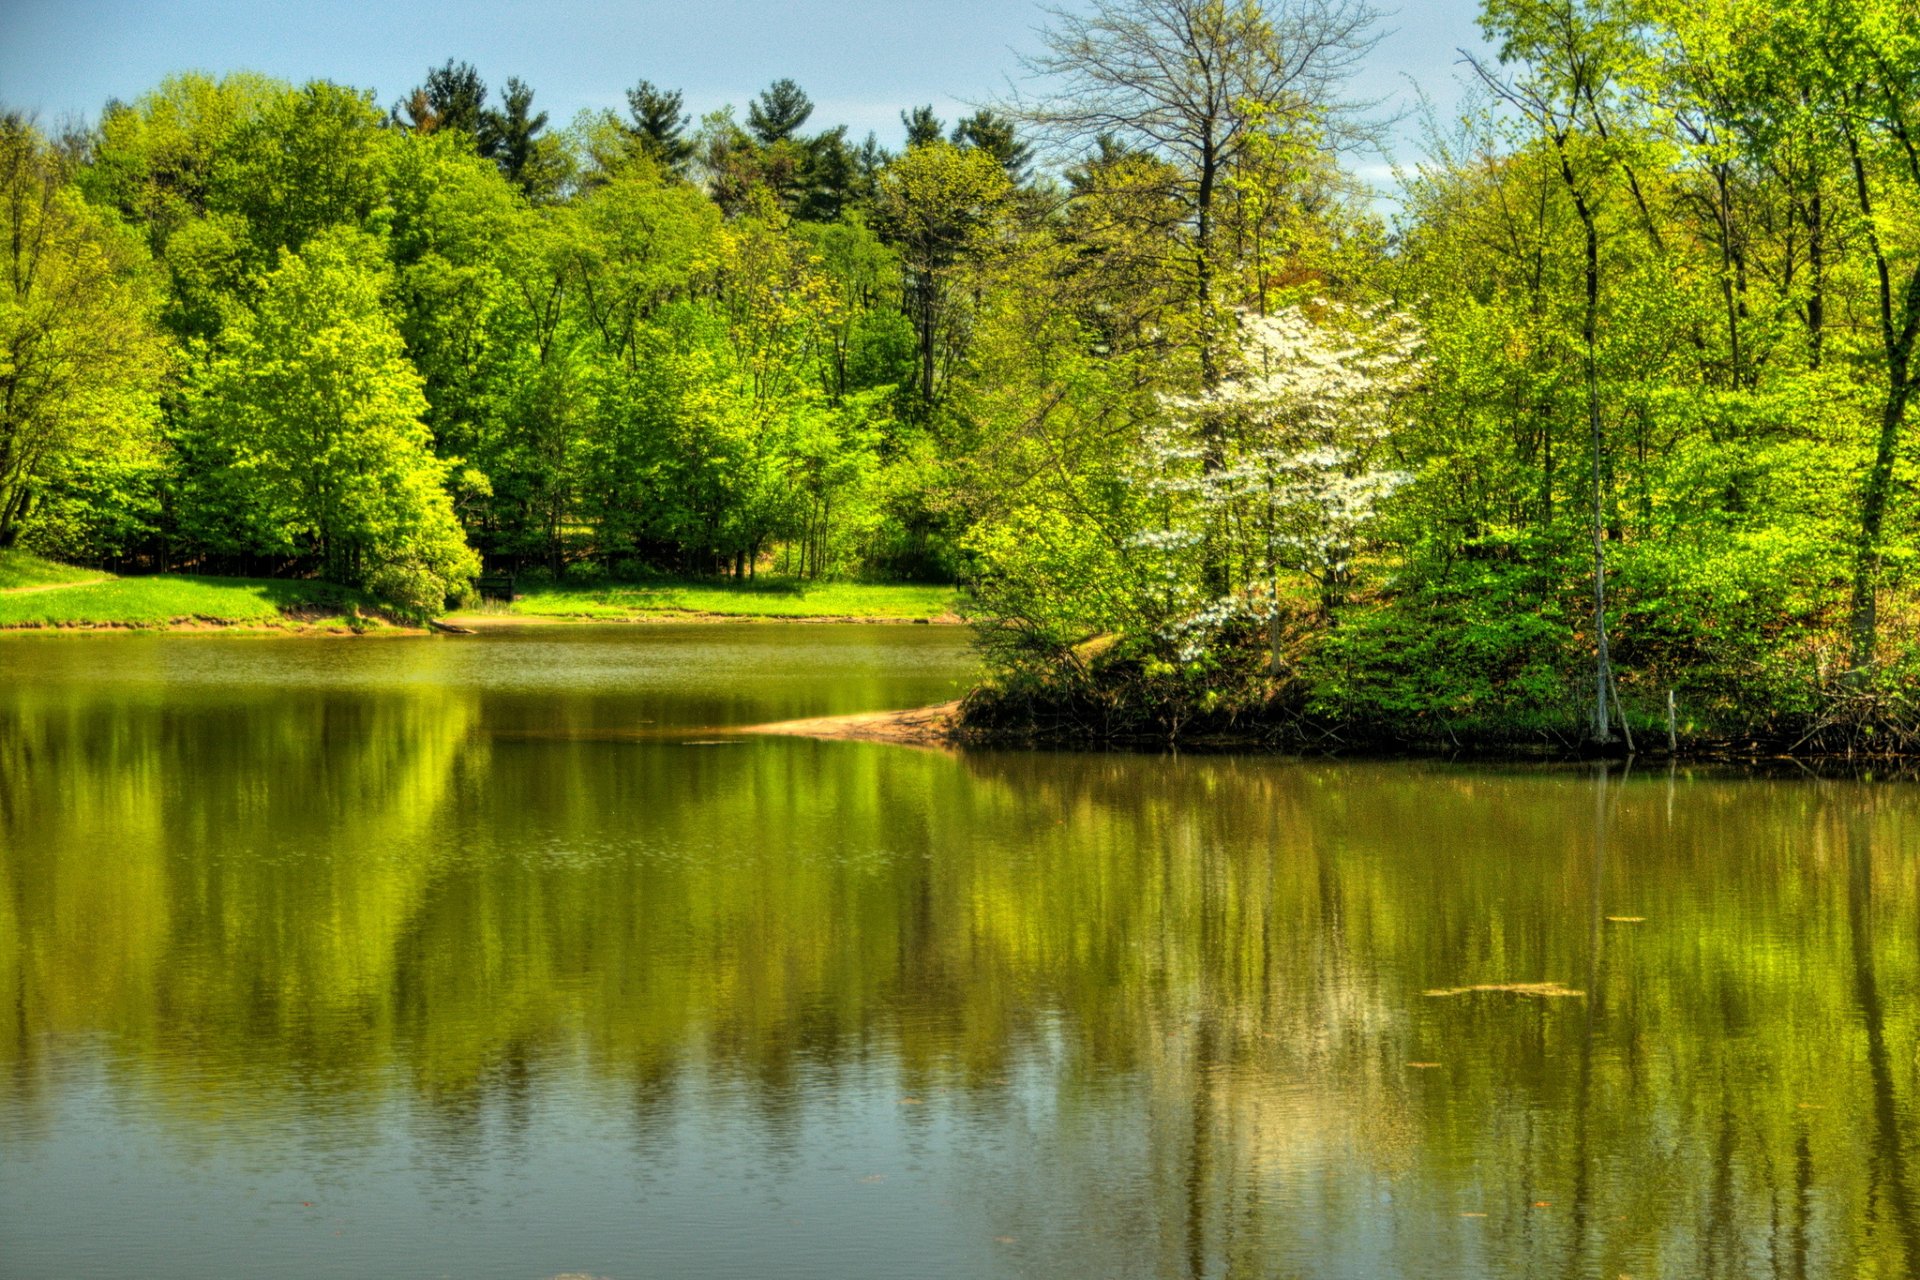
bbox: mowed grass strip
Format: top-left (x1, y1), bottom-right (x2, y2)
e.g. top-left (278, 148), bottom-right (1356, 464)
top-left (498, 578), bottom-right (961, 622)
top-left (0, 549), bottom-right (103, 590)
top-left (0, 573), bottom-right (355, 629)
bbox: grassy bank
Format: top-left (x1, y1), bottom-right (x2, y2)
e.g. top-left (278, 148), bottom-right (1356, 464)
top-left (0, 553), bottom-right (962, 631)
top-left (0, 550), bottom-right (102, 591)
top-left (447, 577), bottom-right (962, 624)
top-left (0, 552), bottom-right (376, 631)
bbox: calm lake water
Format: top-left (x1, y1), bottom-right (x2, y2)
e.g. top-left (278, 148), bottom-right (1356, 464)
top-left (2, 625), bottom-right (1917, 1279)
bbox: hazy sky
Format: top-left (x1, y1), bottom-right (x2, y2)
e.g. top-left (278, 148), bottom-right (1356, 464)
top-left (0, 0), bottom-right (1495, 180)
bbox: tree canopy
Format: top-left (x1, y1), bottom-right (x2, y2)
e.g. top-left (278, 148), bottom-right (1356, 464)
top-left (8, 4), bottom-right (1920, 747)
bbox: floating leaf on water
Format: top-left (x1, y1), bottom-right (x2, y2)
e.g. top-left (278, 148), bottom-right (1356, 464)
top-left (1605, 916), bottom-right (1646, 924)
top-left (1408, 1061), bottom-right (1443, 1069)
top-left (1459, 1212), bottom-right (1487, 1219)
top-left (994, 1236), bottom-right (1017, 1245)
top-left (1423, 982), bottom-right (1584, 999)
top-left (1532, 1201), bottom-right (1553, 1208)
top-left (898, 1096), bottom-right (924, 1106)
top-left (860, 1174), bottom-right (887, 1183)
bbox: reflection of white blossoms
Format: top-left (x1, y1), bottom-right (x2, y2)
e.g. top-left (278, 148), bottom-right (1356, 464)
top-left (1131, 304), bottom-right (1421, 659)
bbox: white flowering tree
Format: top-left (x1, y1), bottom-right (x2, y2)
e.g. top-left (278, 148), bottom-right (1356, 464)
top-left (1130, 303), bottom-right (1420, 670)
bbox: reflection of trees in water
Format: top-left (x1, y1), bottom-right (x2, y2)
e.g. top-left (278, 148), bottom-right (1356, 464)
top-left (3, 725), bottom-right (1918, 1275)
top-left (0, 686), bottom-right (484, 1105)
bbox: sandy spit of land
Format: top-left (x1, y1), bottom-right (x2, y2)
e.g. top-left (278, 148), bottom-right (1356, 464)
top-left (740, 700), bottom-right (962, 745)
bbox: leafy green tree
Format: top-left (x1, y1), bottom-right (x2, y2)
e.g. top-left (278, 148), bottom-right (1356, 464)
top-left (189, 226), bottom-right (477, 611)
top-left (797, 213), bottom-right (912, 398)
top-left (210, 79), bottom-right (389, 262)
top-left (382, 129), bottom-right (524, 469)
top-left (1472, 0), bottom-right (1647, 742)
top-left (0, 116), bottom-right (168, 550)
top-left (80, 73), bottom-right (284, 345)
top-left (874, 141), bottom-right (1015, 409)
top-left (1743, 0), bottom-right (1920, 671)
top-left (82, 72), bottom-right (283, 255)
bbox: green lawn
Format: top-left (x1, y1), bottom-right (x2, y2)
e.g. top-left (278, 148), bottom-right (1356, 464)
top-left (0, 564), bottom-right (365, 630)
top-left (0, 551), bottom-right (959, 629)
top-left (462, 577), bottom-right (962, 623)
top-left (0, 549), bottom-right (103, 590)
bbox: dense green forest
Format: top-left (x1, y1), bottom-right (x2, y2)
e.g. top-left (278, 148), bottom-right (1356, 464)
top-left (4, 0), bottom-right (1918, 749)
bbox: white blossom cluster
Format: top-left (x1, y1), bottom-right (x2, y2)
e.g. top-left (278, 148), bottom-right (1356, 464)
top-left (1129, 303), bottom-right (1423, 655)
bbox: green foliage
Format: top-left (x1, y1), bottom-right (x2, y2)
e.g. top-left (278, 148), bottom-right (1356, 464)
top-left (187, 226), bottom-right (478, 613)
top-left (624, 80), bottom-right (694, 174)
top-left (0, 115), bottom-right (168, 551)
top-left (210, 80), bottom-right (389, 263)
top-left (18, 19), bottom-right (1919, 736)
top-left (958, 0), bottom-right (1920, 752)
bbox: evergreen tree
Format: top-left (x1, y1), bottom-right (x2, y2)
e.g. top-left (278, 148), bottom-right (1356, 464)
top-left (798, 125), bottom-right (856, 221)
top-left (480, 76), bottom-right (560, 198)
top-left (747, 78), bottom-right (814, 144)
top-left (393, 59), bottom-right (487, 136)
top-left (900, 105), bottom-right (944, 149)
top-left (625, 79), bottom-right (693, 173)
top-left (952, 109), bottom-right (1033, 183)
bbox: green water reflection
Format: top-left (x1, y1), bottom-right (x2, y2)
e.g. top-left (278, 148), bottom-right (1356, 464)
top-left (1, 628), bottom-right (1916, 1278)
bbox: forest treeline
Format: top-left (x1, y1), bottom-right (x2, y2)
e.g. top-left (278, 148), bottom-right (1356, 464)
top-left (4, 0), bottom-right (1918, 748)
top-left (0, 61), bottom-right (1044, 608)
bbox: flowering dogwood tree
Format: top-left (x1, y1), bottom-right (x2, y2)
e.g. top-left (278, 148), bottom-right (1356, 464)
top-left (1130, 303), bottom-right (1420, 668)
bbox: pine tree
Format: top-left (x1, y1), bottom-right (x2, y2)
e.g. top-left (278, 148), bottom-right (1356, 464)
top-left (900, 105), bottom-right (944, 149)
top-left (479, 77), bottom-right (554, 197)
top-left (395, 60), bottom-right (486, 136)
top-left (747, 78), bottom-right (814, 145)
top-left (625, 79), bottom-right (693, 173)
top-left (952, 109), bottom-right (1033, 183)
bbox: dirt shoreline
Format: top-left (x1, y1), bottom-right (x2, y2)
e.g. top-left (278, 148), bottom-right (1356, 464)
top-left (741, 700), bottom-right (963, 745)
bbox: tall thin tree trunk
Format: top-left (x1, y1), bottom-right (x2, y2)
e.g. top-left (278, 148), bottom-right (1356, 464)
top-left (1849, 384), bottom-right (1908, 670)
top-left (1563, 161), bottom-right (1614, 744)
top-left (1195, 136), bottom-right (1230, 598)
top-left (1807, 184), bottom-right (1824, 369)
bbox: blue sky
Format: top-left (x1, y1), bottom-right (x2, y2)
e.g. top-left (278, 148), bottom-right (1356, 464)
top-left (0, 0), bottom-right (1493, 177)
